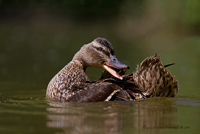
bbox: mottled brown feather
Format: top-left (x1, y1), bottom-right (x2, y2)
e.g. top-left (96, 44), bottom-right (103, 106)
top-left (132, 54), bottom-right (179, 98)
top-left (46, 37), bottom-right (179, 102)
top-left (46, 37), bottom-right (124, 102)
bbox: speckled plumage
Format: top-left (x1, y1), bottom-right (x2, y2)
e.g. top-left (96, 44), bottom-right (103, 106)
top-left (133, 54), bottom-right (179, 98)
top-left (100, 54), bottom-right (179, 101)
top-left (46, 37), bottom-right (128, 102)
top-left (46, 37), bottom-right (179, 102)
top-left (46, 60), bottom-right (89, 101)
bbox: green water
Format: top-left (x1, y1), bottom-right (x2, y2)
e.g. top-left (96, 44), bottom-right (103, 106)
top-left (0, 85), bottom-right (199, 134)
top-left (1, 1), bottom-right (200, 134)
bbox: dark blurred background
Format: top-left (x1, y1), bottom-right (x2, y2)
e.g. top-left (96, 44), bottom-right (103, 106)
top-left (0, 0), bottom-right (200, 98)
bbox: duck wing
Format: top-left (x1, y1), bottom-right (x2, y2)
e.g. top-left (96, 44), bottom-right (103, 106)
top-left (61, 82), bottom-right (122, 102)
top-left (100, 54), bottom-right (179, 101)
top-left (132, 54), bottom-right (179, 97)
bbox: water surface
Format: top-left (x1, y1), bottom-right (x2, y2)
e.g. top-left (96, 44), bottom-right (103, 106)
top-left (0, 84), bottom-right (199, 134)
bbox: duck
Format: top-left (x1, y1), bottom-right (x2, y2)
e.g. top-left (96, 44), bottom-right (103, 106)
top-left (101, 54), bottom-right (179, 100)
top-left (46, 37), bottom-right (179, 102)
top-left (46, 37), bottom-right (130, 102)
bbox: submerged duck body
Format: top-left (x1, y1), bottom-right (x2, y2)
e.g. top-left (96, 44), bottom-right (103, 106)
top-left (46, 37), bottom-right (179, 102)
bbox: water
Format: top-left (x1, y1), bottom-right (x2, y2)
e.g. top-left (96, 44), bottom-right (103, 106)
top-left (1, 1), bottom-right (200, 134)
top-left (0, 84), bottom-right (199, 134)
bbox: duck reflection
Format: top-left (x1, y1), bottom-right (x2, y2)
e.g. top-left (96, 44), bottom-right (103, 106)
top-left (46, 98), bottom-right (178, 134)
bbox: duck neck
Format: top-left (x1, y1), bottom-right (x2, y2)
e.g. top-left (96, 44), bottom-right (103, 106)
top-left (72, 46), bottom-right (89, 70)
top-left (72, 59), bottom-right (88, 72)
top-left (61, 59), bottom-right (90, 89)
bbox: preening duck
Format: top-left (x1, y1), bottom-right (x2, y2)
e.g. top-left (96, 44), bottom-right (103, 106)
top-left (46, 37), bottom-right (130, 102)
top-left (46, 37), bottom-right (178, 102)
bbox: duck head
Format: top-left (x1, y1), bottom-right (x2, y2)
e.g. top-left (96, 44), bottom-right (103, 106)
top-left (72, 37), bottom-right (130, 80)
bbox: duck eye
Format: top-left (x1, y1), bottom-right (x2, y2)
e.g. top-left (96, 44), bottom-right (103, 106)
top-left (97, 47), bottom-right (103, 51)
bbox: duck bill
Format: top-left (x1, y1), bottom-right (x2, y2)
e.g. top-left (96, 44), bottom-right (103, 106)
top-left (103, 55), bottom-right (130, 80)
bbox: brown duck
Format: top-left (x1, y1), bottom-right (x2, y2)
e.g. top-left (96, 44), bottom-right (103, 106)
top-left (46, 37), bottom-right (178, 102)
